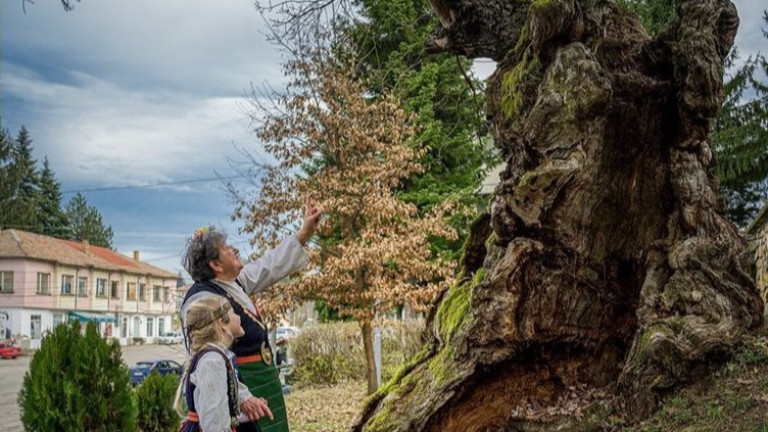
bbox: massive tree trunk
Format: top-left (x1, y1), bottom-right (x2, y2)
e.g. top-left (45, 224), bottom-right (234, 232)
top-left (355, 0), bottom-right (764, 430)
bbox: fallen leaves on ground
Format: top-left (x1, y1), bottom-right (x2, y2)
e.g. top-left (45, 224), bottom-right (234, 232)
top-left (286, 381), bottom-right (367, 432)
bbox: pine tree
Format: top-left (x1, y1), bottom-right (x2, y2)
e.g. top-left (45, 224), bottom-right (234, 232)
top-left (37, 157), bottom-right (70, 237)
top-left (347, 0), bottom-right (493, 260)
top-left (0, 125), bottom-right (40, 231)
top-left (18, 321), bottom-right (137, 432)
top-left (65, 193), bottom-right (114, 249)
top-left (0, 121), bottom-right (17, 225)
top-left (14, 126), bottom-right (41, 229)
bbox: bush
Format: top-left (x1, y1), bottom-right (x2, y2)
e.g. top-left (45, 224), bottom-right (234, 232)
top-left (289, 320), bottom-right (425, 386)
top-left (135, 371), bottom-right (181, 432)
top-left (18, 321), bottom-right (136, 432)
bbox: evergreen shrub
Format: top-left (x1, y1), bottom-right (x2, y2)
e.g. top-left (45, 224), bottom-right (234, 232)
top-left (135, 371), bottom-right (181, 432)
top-left (18, 321), bottom-right (136, 432)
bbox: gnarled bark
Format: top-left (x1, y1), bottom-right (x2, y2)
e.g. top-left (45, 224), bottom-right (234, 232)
top-left (355, 0), bottom-right (764, 430)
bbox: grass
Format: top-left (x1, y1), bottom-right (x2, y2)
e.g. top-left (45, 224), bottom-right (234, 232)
top-left (286, 381), bottom-right (367, 432)
top-left (618, 328), bottom-right (768, 432)
top-left (285, 327), bottom-right (768, 432)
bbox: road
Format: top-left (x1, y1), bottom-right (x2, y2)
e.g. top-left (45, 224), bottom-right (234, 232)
top-left (0, 343), bottom-right (188, 432)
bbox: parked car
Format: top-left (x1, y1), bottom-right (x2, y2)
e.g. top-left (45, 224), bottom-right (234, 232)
top-left (128, 359), bottom-right (183, 386)
top-left (0, 340), bottom-right (22, 359)
top-left (275, 326), bottom-right (300, 343)
top-left (157, 331), bottom-right (184, 345)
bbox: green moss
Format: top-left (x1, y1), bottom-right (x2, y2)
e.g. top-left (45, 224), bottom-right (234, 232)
top-left (636, 324), bottom-right (677, 363)
top-left (376, 344), bottom-right (431, 397)
top-left (363, 401), bottom-right (397, 432)
top-left (530, 0), bottom-right (556, 12)
top-left (428, 345), bottom-right (456, 387)
top-left (517, 170), bottom-right (536, 188)
top-left (500, 51), bottom-right (541, 124)
top-left (485, 231), bottom-right (497, 251)
top-left (435, 269), bottom-right (485, 342)
top-left (513, 19), bottom-right (531, 54)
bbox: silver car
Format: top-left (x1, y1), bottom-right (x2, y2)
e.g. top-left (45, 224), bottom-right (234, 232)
top-left (157, 331), bottom-right (183, 345)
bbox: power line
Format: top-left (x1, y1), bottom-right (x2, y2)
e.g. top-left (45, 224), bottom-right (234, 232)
top-left (61, 174), bottom-right (250, 194)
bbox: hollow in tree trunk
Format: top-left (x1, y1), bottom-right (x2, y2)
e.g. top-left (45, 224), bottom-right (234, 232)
top-left (355, 0), bottom-right (764, 430)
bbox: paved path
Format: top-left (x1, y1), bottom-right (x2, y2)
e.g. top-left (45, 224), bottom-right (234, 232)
top-left (0, 343), bottom-right (188, 432)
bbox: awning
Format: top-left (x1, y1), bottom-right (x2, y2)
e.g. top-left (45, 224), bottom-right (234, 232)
top-left (68, 311), bottom-right (117, 323)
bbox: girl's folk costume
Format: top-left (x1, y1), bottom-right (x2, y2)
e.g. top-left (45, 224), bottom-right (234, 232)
top-left (180, 345), bottom-right (241, 432)
top-left (182, 235), bottom-right (309, 432)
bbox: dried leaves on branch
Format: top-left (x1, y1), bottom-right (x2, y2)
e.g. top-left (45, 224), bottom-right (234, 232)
top-left (230, 42), bottom-right (458, 324)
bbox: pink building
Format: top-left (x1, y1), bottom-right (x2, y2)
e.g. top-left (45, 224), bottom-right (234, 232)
top-left (0, 229), bottom-right (181, 348)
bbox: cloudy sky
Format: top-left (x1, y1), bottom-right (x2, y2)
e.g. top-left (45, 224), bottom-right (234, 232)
top-left (1, 0), bottom-right (765, 276)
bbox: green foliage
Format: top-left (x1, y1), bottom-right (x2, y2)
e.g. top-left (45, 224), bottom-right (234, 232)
top-left (347, 0), bottom-right (495, 259)
top-left (314, 299), bottom-right (353, 323)
top-left (615, 0), bottom-right (675, 36)
top-left (65, 192), bottom-right (115, 248)
top-left (0, 122), bottom-right (39, 232)
top-left (0, 120), bottom-right (114, 241)
top-left (135, 372), bottom-right (181, 432)
top-left (714, 42), bottom-right (768, 226)
top-left (18, 321), bottom-right (137, 432)
top-left (289, 321), bottom-right (424, 386)
top-left (38, 157), bottom-right (71, 237)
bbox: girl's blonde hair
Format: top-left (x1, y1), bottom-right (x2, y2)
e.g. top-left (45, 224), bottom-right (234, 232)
top-left (173, 295), bottom-right (234, 417)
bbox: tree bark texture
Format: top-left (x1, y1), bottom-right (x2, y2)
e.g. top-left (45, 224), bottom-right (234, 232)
top-left (356, 0), bottom-right (765, 430)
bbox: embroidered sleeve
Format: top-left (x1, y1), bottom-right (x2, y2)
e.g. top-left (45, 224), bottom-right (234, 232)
top-left (191, 352), bottom-right (235, 432)
top-left (237, 234), bottom-right (309, 295)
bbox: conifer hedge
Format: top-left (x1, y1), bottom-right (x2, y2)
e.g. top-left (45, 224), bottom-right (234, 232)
top-left (18, 321), bottom-right (137, 431)
top-left (135, 371), bottom-right (180, 432)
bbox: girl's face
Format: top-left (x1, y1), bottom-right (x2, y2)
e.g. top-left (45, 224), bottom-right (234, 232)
top-left (223, 307), bottom-right (245, 340)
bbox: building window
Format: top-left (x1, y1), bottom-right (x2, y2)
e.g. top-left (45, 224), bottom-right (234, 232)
top-left (77, 277), bottom-right (88, 297)
top-left (153, 285), bottom-right (161, 302)
top-left (163, 287), bottom-right (170, 302)
top-left (96, 278), bottom-right (107, 297)
top-left (121, 317), bottom-right (128, 338)
top-left (146, 317), bottom-right (154, 337)
top-left (139, 283), bottom-right (146, 301)
top-left (61, 275), bottom-right (74, 295)
top-left (53, 313), bottom-right (64, 328)
top-left (37, 272), bottom-right (51, 294)
top-left (127, 283), bottom-right (137, 301)
top-left (30, 315), bottom-right (42, 339)
top-left (158, 317), bottom-right (165, 335)
top-left (0, 271), bottom-right (13, 293)
top-left (110, 281), bottom-right (119, 299)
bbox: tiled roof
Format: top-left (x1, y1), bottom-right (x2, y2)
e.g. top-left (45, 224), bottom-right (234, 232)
top-left (0, 229), bottom-right (176, 278)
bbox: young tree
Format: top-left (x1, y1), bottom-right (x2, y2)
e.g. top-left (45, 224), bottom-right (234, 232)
top-left (18, 321), bottom-right (136, 432)
top-left (231, 44), bottom-right (457, 394)
top-left (65, 192), bottom-right (114, 249)
top-left (135, 372), bottom-right (180, 432)
top-left (256, 0), bottom-right (494, 263)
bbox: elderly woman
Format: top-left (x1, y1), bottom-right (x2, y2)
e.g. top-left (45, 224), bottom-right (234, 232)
top-left (181, 198), bottom-right (322, 432)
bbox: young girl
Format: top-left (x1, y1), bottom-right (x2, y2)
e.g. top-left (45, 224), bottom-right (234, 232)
top-left (174, 296), bottom-right (247, 432)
